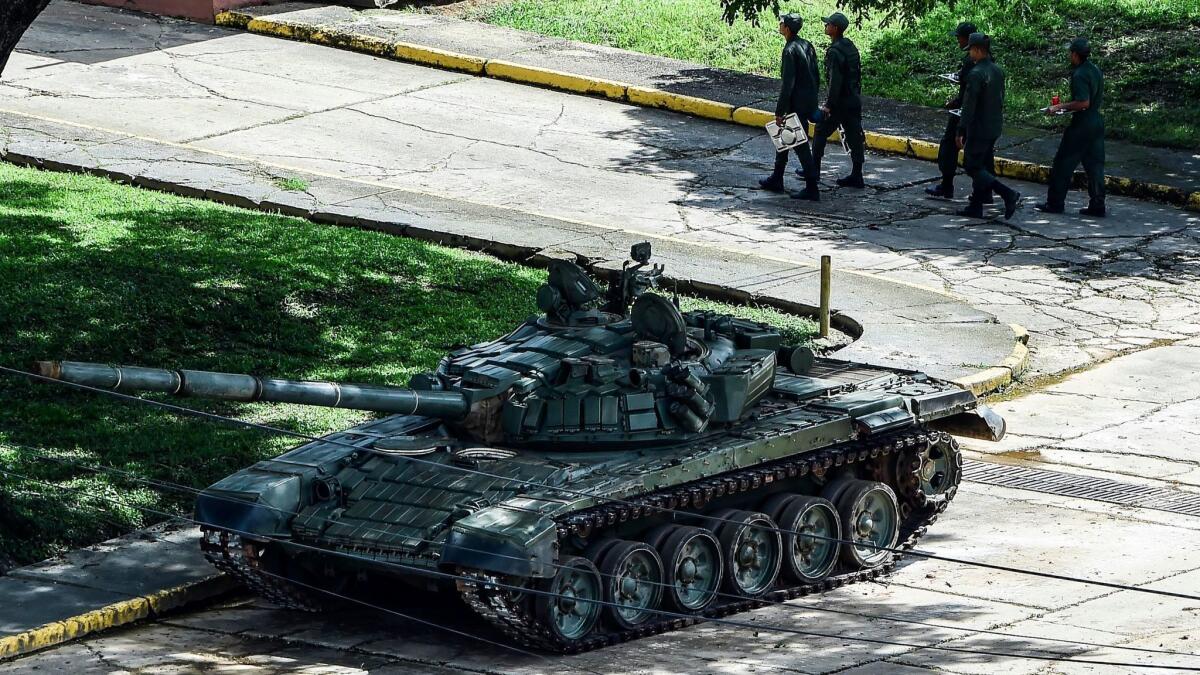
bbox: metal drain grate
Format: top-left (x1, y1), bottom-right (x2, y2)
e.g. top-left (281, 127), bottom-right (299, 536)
top-left (962, 460), bottom-right (1200, 517)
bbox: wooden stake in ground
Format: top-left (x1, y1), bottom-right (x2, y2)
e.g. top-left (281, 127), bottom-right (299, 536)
top-left (819, 255), bottom-right (831, 338)
top-left (0, 0), bottom-right (51, 77)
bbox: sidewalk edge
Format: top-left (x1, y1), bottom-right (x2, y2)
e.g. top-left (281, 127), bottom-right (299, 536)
top-left (951, 323), bottom-right (1030, 396)
top-left (2, 138), bottom-right (1027, 396)
top-left (0, 576), bottom-right (236, 661)
top-left (214, 9), bottom-right (1198, 210)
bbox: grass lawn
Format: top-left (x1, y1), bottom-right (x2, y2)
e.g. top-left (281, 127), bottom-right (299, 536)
top-left (470, 0), bottom-right (1200, 149)
top-left (0, 163), bottom-right (816, 567)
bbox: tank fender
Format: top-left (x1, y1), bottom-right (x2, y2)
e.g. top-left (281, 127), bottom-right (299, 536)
top-left (928, 403), bottom-right (1006, 442)
top-left (194, 469), bottom-right (304, 539)
top-left (441, 504), bottom-right (558, 578)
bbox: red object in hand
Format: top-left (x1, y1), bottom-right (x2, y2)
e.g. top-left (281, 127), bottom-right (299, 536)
top-left (1052, 95), bottom-right (1060, 106)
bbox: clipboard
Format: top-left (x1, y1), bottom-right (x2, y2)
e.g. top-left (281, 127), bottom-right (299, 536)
top-left (765, 113), bottom-right (809, 152)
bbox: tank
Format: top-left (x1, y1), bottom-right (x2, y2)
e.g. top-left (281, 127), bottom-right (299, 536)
top-left (36, 243), bottom-right (1005, 652)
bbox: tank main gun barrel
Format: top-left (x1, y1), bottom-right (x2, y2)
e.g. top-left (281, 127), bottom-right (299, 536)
top-left (33, 361), bottom-right (469, 419)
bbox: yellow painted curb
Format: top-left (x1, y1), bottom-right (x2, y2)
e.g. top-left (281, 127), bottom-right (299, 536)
top-left (626, 85), bottom-right (735, 122)
top-left (0, 577), bottom-right (234, 661)
top-left (214, 11), bottom-right (1198, 208)
top-left (865, 131), bottom-right (908, 155)
top-left (950, 322), bottom-right (1031, 395)
top-left (486, 60), bottom-right (625, 99)
top-left (0, 597), bottom-right (151, 660)
top-left (395, 42), bottom-right (486, 75)
top-left (214, 9), bottom-right (251, 29)
top-left (732, 106), bottom-right (772, 127)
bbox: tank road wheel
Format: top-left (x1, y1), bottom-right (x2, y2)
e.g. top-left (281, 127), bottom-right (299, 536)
top-left (834, 480), bottom-right (900, 570)
top-left (767, 495), bottom-right (842, 584)
top-left (597, 540), bottom-right (664, 629)
top-left (534, 555), bottom-right (602, 645)
top-left (903, 433), bottom-right (963, 507)
top-left (651, 526), bottom-right (723, 612)
top-left (712, 509), bottom-right (782, 598)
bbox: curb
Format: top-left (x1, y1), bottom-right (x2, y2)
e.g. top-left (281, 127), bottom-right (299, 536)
top-left (951, 323), bottom-right (1030, 396)
top-left (1, 142), bottom-right (1029, 397)
top-left (0, 576), bottom-right (236, 661)
top-left (215, 10), bottom-right (1197, 211)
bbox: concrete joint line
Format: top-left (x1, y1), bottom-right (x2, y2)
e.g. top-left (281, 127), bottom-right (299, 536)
top-left (0, 576), bottom-right (235, 661)
top-left (0, 111), bottom-right (1027, 396)
top-left (213, 10), bottom-right (1199, 210)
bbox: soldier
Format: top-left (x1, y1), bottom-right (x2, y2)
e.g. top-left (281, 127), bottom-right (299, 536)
top-left (956, 33), bottom-right (1021, 219)
top-left (1035, 38), bottom-right (1106, 217)
top-left (811, 12), bottom-right (866, 188)
top-left (758, 12), bottom-right (821, 201)
top-left (925, 21), bottom-right (983, 200)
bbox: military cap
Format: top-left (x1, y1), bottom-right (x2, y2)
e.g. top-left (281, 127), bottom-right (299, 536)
top-left (822, 12), bottom-right (850, 30)
top-left (950, 22), bottom-right (977, 38)
top-left (967, 32), bottom-right (991, 49)
top-left (780, 13), bottom-right (803, 32)
top-left (1069, 37), bottom-right (1091, 56)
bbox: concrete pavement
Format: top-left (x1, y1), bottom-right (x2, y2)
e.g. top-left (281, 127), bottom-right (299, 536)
top-left (4, 2), bottom-right (1198, 380)
top-left (218, 2), bottom-right (1199, 205)
top-left (4, 4), bottom-right (1200, 672)
top-left (0, 523), bottom-right (233, 660)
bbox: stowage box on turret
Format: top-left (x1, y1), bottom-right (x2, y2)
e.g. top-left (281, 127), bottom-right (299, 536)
top-left (38, 244), bottom-right (1004, 652)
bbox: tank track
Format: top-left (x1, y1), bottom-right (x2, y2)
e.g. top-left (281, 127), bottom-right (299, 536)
top-left (458, 428), bottom-right (958, 653)
top-left (200, 527), bottom-right (325, 612)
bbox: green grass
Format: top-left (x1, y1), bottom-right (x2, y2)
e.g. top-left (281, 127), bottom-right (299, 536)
top-left (0, 164), bottom-right (815, 567)
top-left (471, 0), bottom-right (1200, 149)
top-left (274, 177), bottom-right (310, 192)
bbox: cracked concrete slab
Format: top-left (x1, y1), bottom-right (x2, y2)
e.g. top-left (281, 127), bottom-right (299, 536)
top-left (4, 4), bottom-right (1200, 673)
top-left (9, 2), bottom-right (1200, 380)
top-left (232, 2), bottom-right (1199, 198)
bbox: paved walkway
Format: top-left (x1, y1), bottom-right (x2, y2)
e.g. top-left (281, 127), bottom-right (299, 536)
top-left (4, 2), bottom-right (1198, 381)
top-left (4, 6), bottom-right (1200, 671)
top-left (230, 2), bottom-right (1200, 200)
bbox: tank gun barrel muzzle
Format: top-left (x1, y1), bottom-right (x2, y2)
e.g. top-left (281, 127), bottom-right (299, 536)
top-left (33, 361), bottom-right (469, 419)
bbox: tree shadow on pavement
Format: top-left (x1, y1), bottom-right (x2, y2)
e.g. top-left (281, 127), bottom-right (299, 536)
top-left (13, 1), bottom-right (235, 70)
top-left (601, 104), bottom-right (1200, 294)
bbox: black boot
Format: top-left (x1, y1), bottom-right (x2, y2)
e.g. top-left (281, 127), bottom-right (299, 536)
top-left (794, 166), bottom-right (807, 179)
top-left (1034, 202), bottom-right (1064, 214)
top-left (1079, 204), bottom-right (1106, 218)
top-left (757, 175), bottom-right (785, 193)
top-left (993, 183), bottom-right (1021, 220)
top-left (837, 163), bottom-right (865, 188)
top-left (792, 186), bottom-right (820, 201)
top-left (957, 202), bottom-right (984, 218)
top-left (925, 182), bottom-right (953, 200)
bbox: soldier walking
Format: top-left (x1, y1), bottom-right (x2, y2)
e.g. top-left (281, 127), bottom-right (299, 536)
top-left (956, 33), bottom-right (1021, 219)
top-left (1035, 38), bottom-right (1106, 217)
top-left (925, 21), bottom-right (984, 200)
top-left (757, 13), bottom-right (821, 201)
top-left (811, 12), bottom-right (866, 188)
